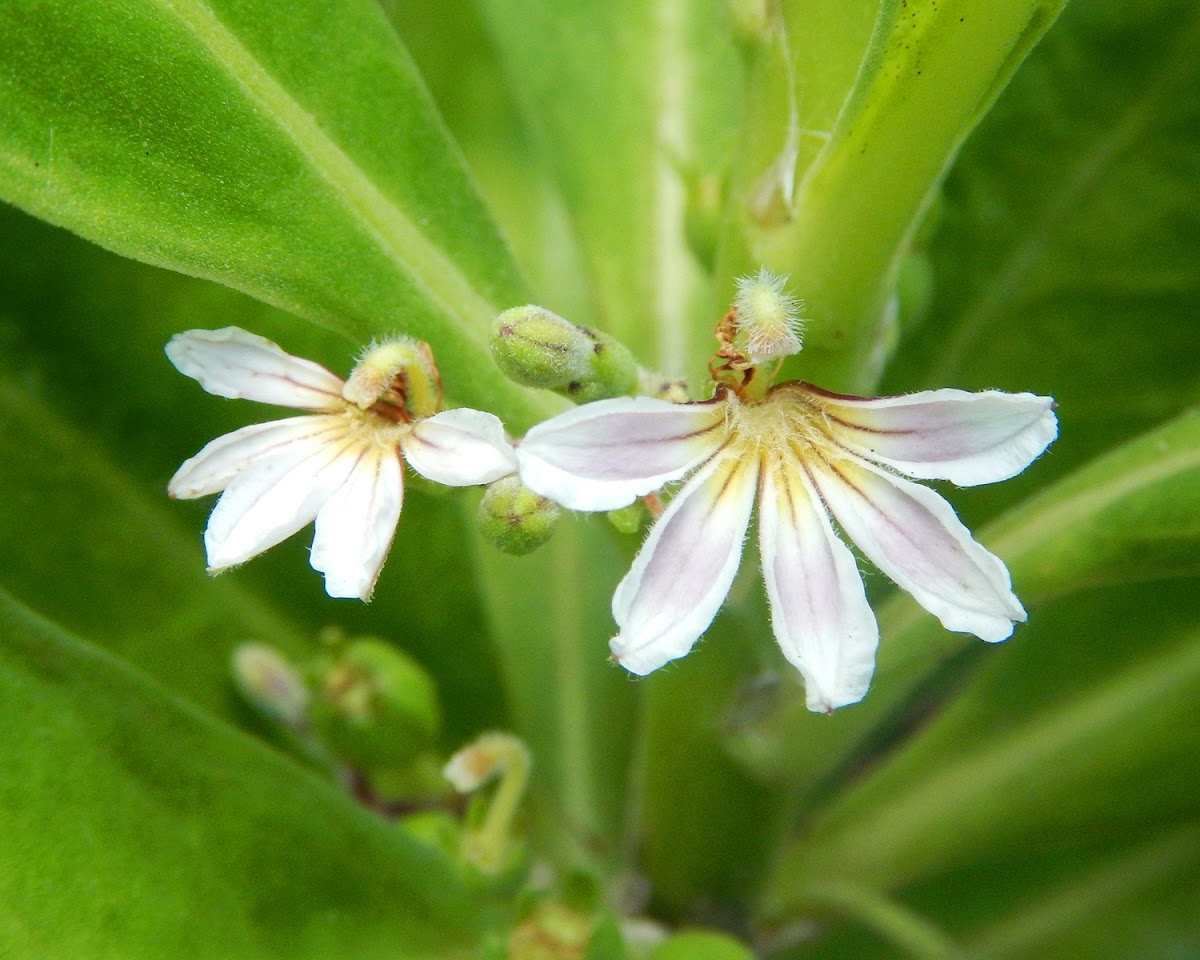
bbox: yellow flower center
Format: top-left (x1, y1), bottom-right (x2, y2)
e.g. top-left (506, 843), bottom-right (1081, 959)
top-left (723, 383), bottom-right (847, 471)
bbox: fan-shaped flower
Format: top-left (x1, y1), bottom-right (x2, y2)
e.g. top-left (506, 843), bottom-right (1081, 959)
top-left (167, 327), bottom-right (516, 600)
top-left (517, 374), bottom-right (1056, 713)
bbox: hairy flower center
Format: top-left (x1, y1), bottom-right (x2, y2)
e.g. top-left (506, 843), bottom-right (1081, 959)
top-left (724, 385), bottom-right (846, 470)
top-left (342, 407), bottom-right (413, 448)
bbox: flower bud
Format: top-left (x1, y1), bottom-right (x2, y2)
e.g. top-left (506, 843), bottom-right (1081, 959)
top-left (491, 305), bottom-right (638, 403)
top-left (508, 900), bottom-right (595, 960)
top-left (231, 643), bottom-right (309, 730)
top-left (444, 732), bottom-right (530, 875)
top-left (309, 638), bottom-right (442, 772)
top-left (478, 477), bottom-right (561, 555)
top-left (638, 372), bottom-right (692, 404)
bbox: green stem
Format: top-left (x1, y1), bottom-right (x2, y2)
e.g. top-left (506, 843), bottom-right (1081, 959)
top-left (722, 0), bottom-right (1069, 393)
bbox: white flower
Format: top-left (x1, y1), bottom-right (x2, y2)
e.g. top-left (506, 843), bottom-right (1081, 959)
top-left (516, 381), bottom-right (1057, 712)
top-left (167, 327), bottom-right (516, 600)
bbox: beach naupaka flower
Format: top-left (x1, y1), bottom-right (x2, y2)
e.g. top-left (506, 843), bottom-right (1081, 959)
top-left (167, 327), bottom-right (516, 600)
top-left (515, 274), bottom-right (1057, 712)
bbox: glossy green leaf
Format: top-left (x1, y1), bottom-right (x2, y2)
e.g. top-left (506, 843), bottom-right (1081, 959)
top-left (472, 0), bottom-right (743, 380)
top-left (0, 589), bottom-right (482, 958)
top-left (985, 407), bottom-right (1200, 596)
top-left (0, 0), bottom-right (551, 425)
top-left (378, 0), bottom-right (585, 320)
top-left (958, 829), bottom-right (1200, 960)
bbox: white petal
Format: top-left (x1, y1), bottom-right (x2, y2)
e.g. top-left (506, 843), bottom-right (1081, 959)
top-left (759, 457), bottom-right (879, 713)
top-left (610, 452), bottom-right (758, 674)
top-left (812, 457), bottom-right (1025, 642)
top-left (517, 396), bottom-right (728, 511)
top-left (803, 384), bottom-right (1057, 486)
top-left (310, 446), bottom-right (404, 600)
top-left (166, 327), bottom-right (346, 412)
top-left (402, 408), bottom-right (517, 486)
top-left (203, 424), bottom-right (363, 571)
top-left (168, 416), bottom-right (346, 499)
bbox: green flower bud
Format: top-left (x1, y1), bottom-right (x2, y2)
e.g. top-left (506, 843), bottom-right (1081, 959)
top-left (491, 305), bottom-right (638, 403)
top-left (478, 477), bottom-right (561, 555)
top-left (309, 638), bottom-right (441, 773)
top-left (231, 643), bottom-right (309, 730)
top-left (649, 930), bottom-right (756, 960)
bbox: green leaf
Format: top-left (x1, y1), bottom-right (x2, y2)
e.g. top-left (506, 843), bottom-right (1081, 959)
top-left (378, 0), bottom-right (584, 320)
top-left (0, 589), bottom-right (482, 958)
top-left (472, 0), bottom-right (743, 379)
top-left (984, 407), bottom-right (1200, 597)
top-left (761, 574), bottom-right (1200, 916)
top-left (0, 376), bottom-right (308, 722)
top-left (958, 829), bottom-right (1200, 960)
top-left (722, 0), bottom-right (1070, 391)
top-left (0, 0), bottom-right (550, 425)
top-left (887, 0), bottom-right (1200, 491)
top-left (776, 828), bottom-right (1200, 959)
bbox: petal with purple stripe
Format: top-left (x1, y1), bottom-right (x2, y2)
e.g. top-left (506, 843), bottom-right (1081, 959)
top-left (166, 327), bottom-right (345, 412)
top-left (812, 456), bottom-right (1025, 642)
top-left (404, 408), bottom-right (517, 486)
top-left (797, 384), bottom-right (1057, 486)
top-left (610, 451), bottom-right (758, 674)
top-left (759, 456), bottom-right (878, 712)
top-left (311, 446), bottom-right (404, 600)
top-left (517, 396), bottom-right (727, 511)
top-left (203, 425), bottom-right (361, 571)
